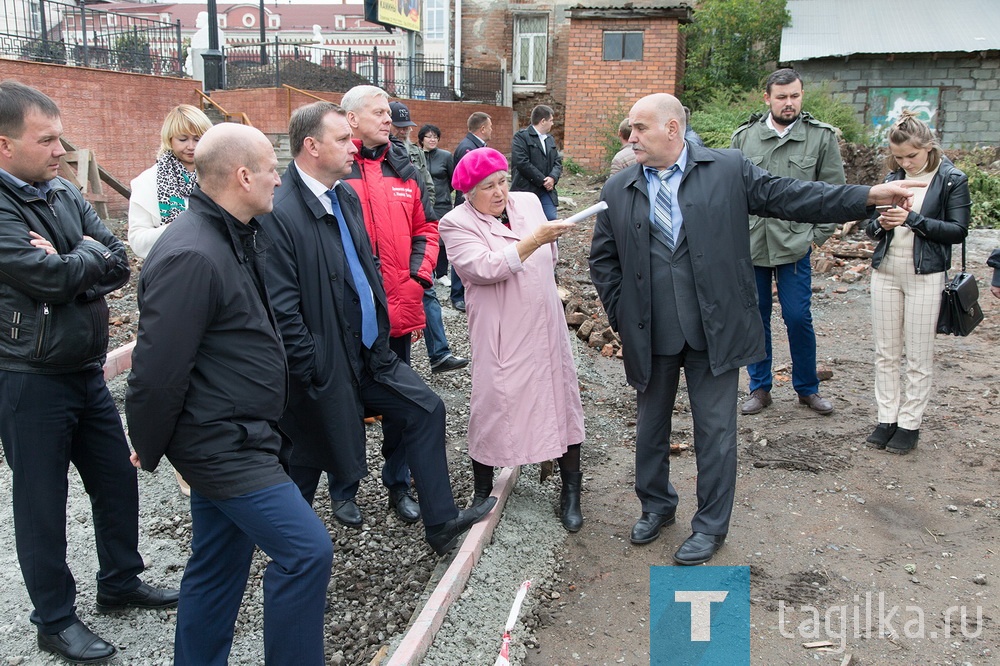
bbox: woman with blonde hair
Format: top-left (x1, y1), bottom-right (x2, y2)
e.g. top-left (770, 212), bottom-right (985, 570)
top-left (128, 104), bottom-right (212, 258)
top-left (128, 105), bottom-right (212, 495)
top-left (864, 111), bottom-right (970, 454)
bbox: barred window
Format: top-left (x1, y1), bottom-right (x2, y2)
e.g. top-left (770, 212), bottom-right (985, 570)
top-left (514, 14), bottom-right (547, 84)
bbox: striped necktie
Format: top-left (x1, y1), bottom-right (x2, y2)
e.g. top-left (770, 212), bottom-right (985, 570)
top-left (652, 165), bottom-right (679, 251)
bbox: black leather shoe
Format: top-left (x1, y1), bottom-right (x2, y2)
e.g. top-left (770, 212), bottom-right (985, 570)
top-left (96, 582), bottom-right (179, 612)
top-left (866, 422), bottom-right (897, 449)
top-left (38, 621), bottom-right (117, 663)
top-left (886, 427), bottom-right (919, 455)
top-left (673, 532), bottom-right (726, 565)
top-left (331, 499), bottom-right (363, 527)
top-left (425, 496), bottom-right (497, 555)
top-left (798, 393), bottom-right (834, 415)
top-left (431, 354), bottom-right (470, 374)
top-left (452, 299), bottom-right (466, 312)
top-left (630, 511), bottom-right (676, 545)
top-left (388, 488), bottom-right (421, 524)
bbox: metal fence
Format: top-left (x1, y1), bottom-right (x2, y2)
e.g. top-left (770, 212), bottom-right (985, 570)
top-left (0, 0), bottom-right (183, 75)
top-left (224, 40), bottom-right (504, 105)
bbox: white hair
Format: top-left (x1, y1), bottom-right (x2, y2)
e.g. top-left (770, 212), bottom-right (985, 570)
top-left (340, 85), bottom-right (389, 113)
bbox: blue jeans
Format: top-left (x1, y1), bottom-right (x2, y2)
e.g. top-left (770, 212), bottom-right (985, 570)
top-left (174, 482), bottom-right (332, 666)
top-left (747, 251), bottom-right (819, 396)
top-left (450, 268), bottom-right (465, 305)
top-left (422, 286), bottom-right (451, 364)
top-left (539, 192), bottom-right (558, 221)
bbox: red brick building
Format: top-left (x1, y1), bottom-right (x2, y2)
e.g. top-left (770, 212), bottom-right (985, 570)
top-left (457, 1), bottom-right (692, 171)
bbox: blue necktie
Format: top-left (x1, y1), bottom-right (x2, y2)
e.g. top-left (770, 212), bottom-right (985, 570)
top-left (652, 165), bottom-right (679, 251)
top-left (328, 189), bottom-right (378, 348)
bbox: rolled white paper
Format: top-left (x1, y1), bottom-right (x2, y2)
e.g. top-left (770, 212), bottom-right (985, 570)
top-left (563, 200), bottom-right (609, 225)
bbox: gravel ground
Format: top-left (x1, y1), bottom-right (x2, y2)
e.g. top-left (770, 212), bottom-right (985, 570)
top-left (0, 275), bottom-right (587, 665)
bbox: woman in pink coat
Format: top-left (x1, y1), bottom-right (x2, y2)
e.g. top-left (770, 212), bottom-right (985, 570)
top-left (439, 148), bottom-right (586, 532)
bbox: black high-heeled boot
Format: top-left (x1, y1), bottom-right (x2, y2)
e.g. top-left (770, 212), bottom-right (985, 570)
top-left (472, 460), bottom-right (494, 508)
top-left (558, 444), bottom-right (583, 532)
top-left (559, 469), bottom-right (583, 532)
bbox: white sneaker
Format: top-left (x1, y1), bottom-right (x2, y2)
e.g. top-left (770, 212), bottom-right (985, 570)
top-left (436, 275), bottom-right (452, 287)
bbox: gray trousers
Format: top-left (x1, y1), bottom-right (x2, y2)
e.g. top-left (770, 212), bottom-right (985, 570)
top-left (635, 348), bottom-right (738, 536)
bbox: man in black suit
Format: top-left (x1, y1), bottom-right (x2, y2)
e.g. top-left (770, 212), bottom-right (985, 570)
top-left (510, 104), bottom-right (562, 220)
top-left (448, 111), bottom-right (493, 311)
top-left (259, 101), bottom-right (496, 556)
top-left (589, 93), bottom-right (922, 565)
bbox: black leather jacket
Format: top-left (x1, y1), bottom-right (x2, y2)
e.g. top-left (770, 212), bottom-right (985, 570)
top-left (866, 157), bottom-right (971, 274)
top-left (0, 175), bottom-right (129, 373)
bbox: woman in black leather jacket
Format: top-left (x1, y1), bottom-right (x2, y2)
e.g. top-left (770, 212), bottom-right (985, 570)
top-left (863, 111), bottom-right (971, 454)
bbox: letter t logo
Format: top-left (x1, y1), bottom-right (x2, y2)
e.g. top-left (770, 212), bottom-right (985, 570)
top-left (675, 591), bottom-right (729, 641)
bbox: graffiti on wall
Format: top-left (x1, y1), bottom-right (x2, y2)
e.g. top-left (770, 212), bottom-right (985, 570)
top-left (866, 87), bottom-right (940, 144)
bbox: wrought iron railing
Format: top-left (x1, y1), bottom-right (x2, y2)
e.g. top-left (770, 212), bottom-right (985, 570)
top-left (224, 40), bottom-right (504, 106)
top-left (0, 0), bottom-right (183, 76)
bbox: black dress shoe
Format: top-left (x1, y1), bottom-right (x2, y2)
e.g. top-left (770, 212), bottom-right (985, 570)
top-left (38, 621), bottom-right (117, 663)
top-left (452, 299), bottom-right (466, 312)
top-left (431, 354), bottom-right (470, 374)
top-left (388, 488), bottom-right (421, 524)
top-left (425, 496), bottom-right (497, 555)
top-left (673, 532), bottom-right (726, 565)
top-left (331, 499), bottom-right (363, 527)
top-left (866, 422), bottom-right (897, 449)
top-left (96, 582), bottom-right (179, 612)
top-left (630, 511), bottom-right (676, 545)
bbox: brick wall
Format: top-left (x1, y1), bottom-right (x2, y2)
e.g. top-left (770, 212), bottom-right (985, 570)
top-left (0, 60), bottom-right (200, 215)
top-left (0, 60), bottom-right (513, 220)
top-left (213, 88), bottom-right (514, 161)
top-left (564, 15), bottom-right (686, 171)
top-left (793, 54), bottom-right (1000, 147)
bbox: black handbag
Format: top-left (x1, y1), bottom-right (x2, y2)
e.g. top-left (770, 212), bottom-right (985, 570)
top-left (936, 241), bottom-right (984, 336)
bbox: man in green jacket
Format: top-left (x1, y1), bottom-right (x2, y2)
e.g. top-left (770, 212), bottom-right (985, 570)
top-left (731, 68), bottom-right (846, 417)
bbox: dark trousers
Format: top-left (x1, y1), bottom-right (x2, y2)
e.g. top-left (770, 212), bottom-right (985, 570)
top-left (291, 365), bottom-right (457, 526)
top-left (326, 335), bottom-right (411, 500)
top-left (174, 482), bottom-right (332, 666)
top-left (748, 252), bottom-right (820, 396)
top-left (0, 368), bottom-right (144, 633)
top-left (635, 349), bottom-right (738, 536)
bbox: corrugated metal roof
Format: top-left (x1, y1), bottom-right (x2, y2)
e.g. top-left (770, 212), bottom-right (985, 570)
top-left (779, 0), bottom-right (1000, 62)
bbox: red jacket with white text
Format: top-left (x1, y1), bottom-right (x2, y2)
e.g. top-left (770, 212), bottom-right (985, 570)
top-left (343, 139), bottom-right (439, 337)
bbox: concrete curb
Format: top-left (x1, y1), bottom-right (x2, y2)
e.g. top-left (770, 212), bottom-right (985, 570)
top-left (103, 340), bottom-right (135, 381)
top-left (385, 465), bottom-right (521, 666)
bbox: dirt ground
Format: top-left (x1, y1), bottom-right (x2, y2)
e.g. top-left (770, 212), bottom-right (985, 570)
top-left (11, 172), bottom-right (995, 665)
top-left (521, 175), bottom-right (999, 665)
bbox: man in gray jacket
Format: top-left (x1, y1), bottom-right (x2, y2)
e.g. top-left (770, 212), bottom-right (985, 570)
top-left (731, 69), bottom-right (846, 417)
top-left (589, 92), bottom-right (921, 565)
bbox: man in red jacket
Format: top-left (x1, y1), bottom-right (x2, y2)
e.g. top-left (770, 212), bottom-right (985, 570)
top-left (335, 85), bottom-right (439, 526)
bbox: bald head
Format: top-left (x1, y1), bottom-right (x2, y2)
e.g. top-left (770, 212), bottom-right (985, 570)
top-left (628, 93), bottom-right (686, 170)
top-left (194, 123), bottom-right (280, 222)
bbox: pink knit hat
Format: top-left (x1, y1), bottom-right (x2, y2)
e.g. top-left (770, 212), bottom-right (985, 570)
top-left (452, 147), bottom-right (509, 193)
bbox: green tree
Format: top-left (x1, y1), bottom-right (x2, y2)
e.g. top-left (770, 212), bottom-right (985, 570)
top-left (681, 0), bottom-right (790, 110)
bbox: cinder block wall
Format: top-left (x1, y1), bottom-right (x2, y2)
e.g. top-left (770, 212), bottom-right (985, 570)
top-left (793, 54), bottom-right (1000, 147)
top-left (0, 60), bottom-right (200, 215)
top-left (563, 15), bottom-right (685, 171)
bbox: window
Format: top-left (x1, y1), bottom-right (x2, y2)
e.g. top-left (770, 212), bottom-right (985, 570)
top-left (603, 31), bottom-right (643, 61)
top-left (424, 0), bottom-right (445, 41)
top-left (269, 15), bottom-right (280, 29)
top-left (514, 14), bottom-right (547, 84)
top-left (335, 15), bottom-right (346, 30)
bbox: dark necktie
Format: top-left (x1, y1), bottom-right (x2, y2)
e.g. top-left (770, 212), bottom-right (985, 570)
top-left (328, 188), bottom-right (378, 348)
top-left (652, 165), bottom-right (680, 251)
